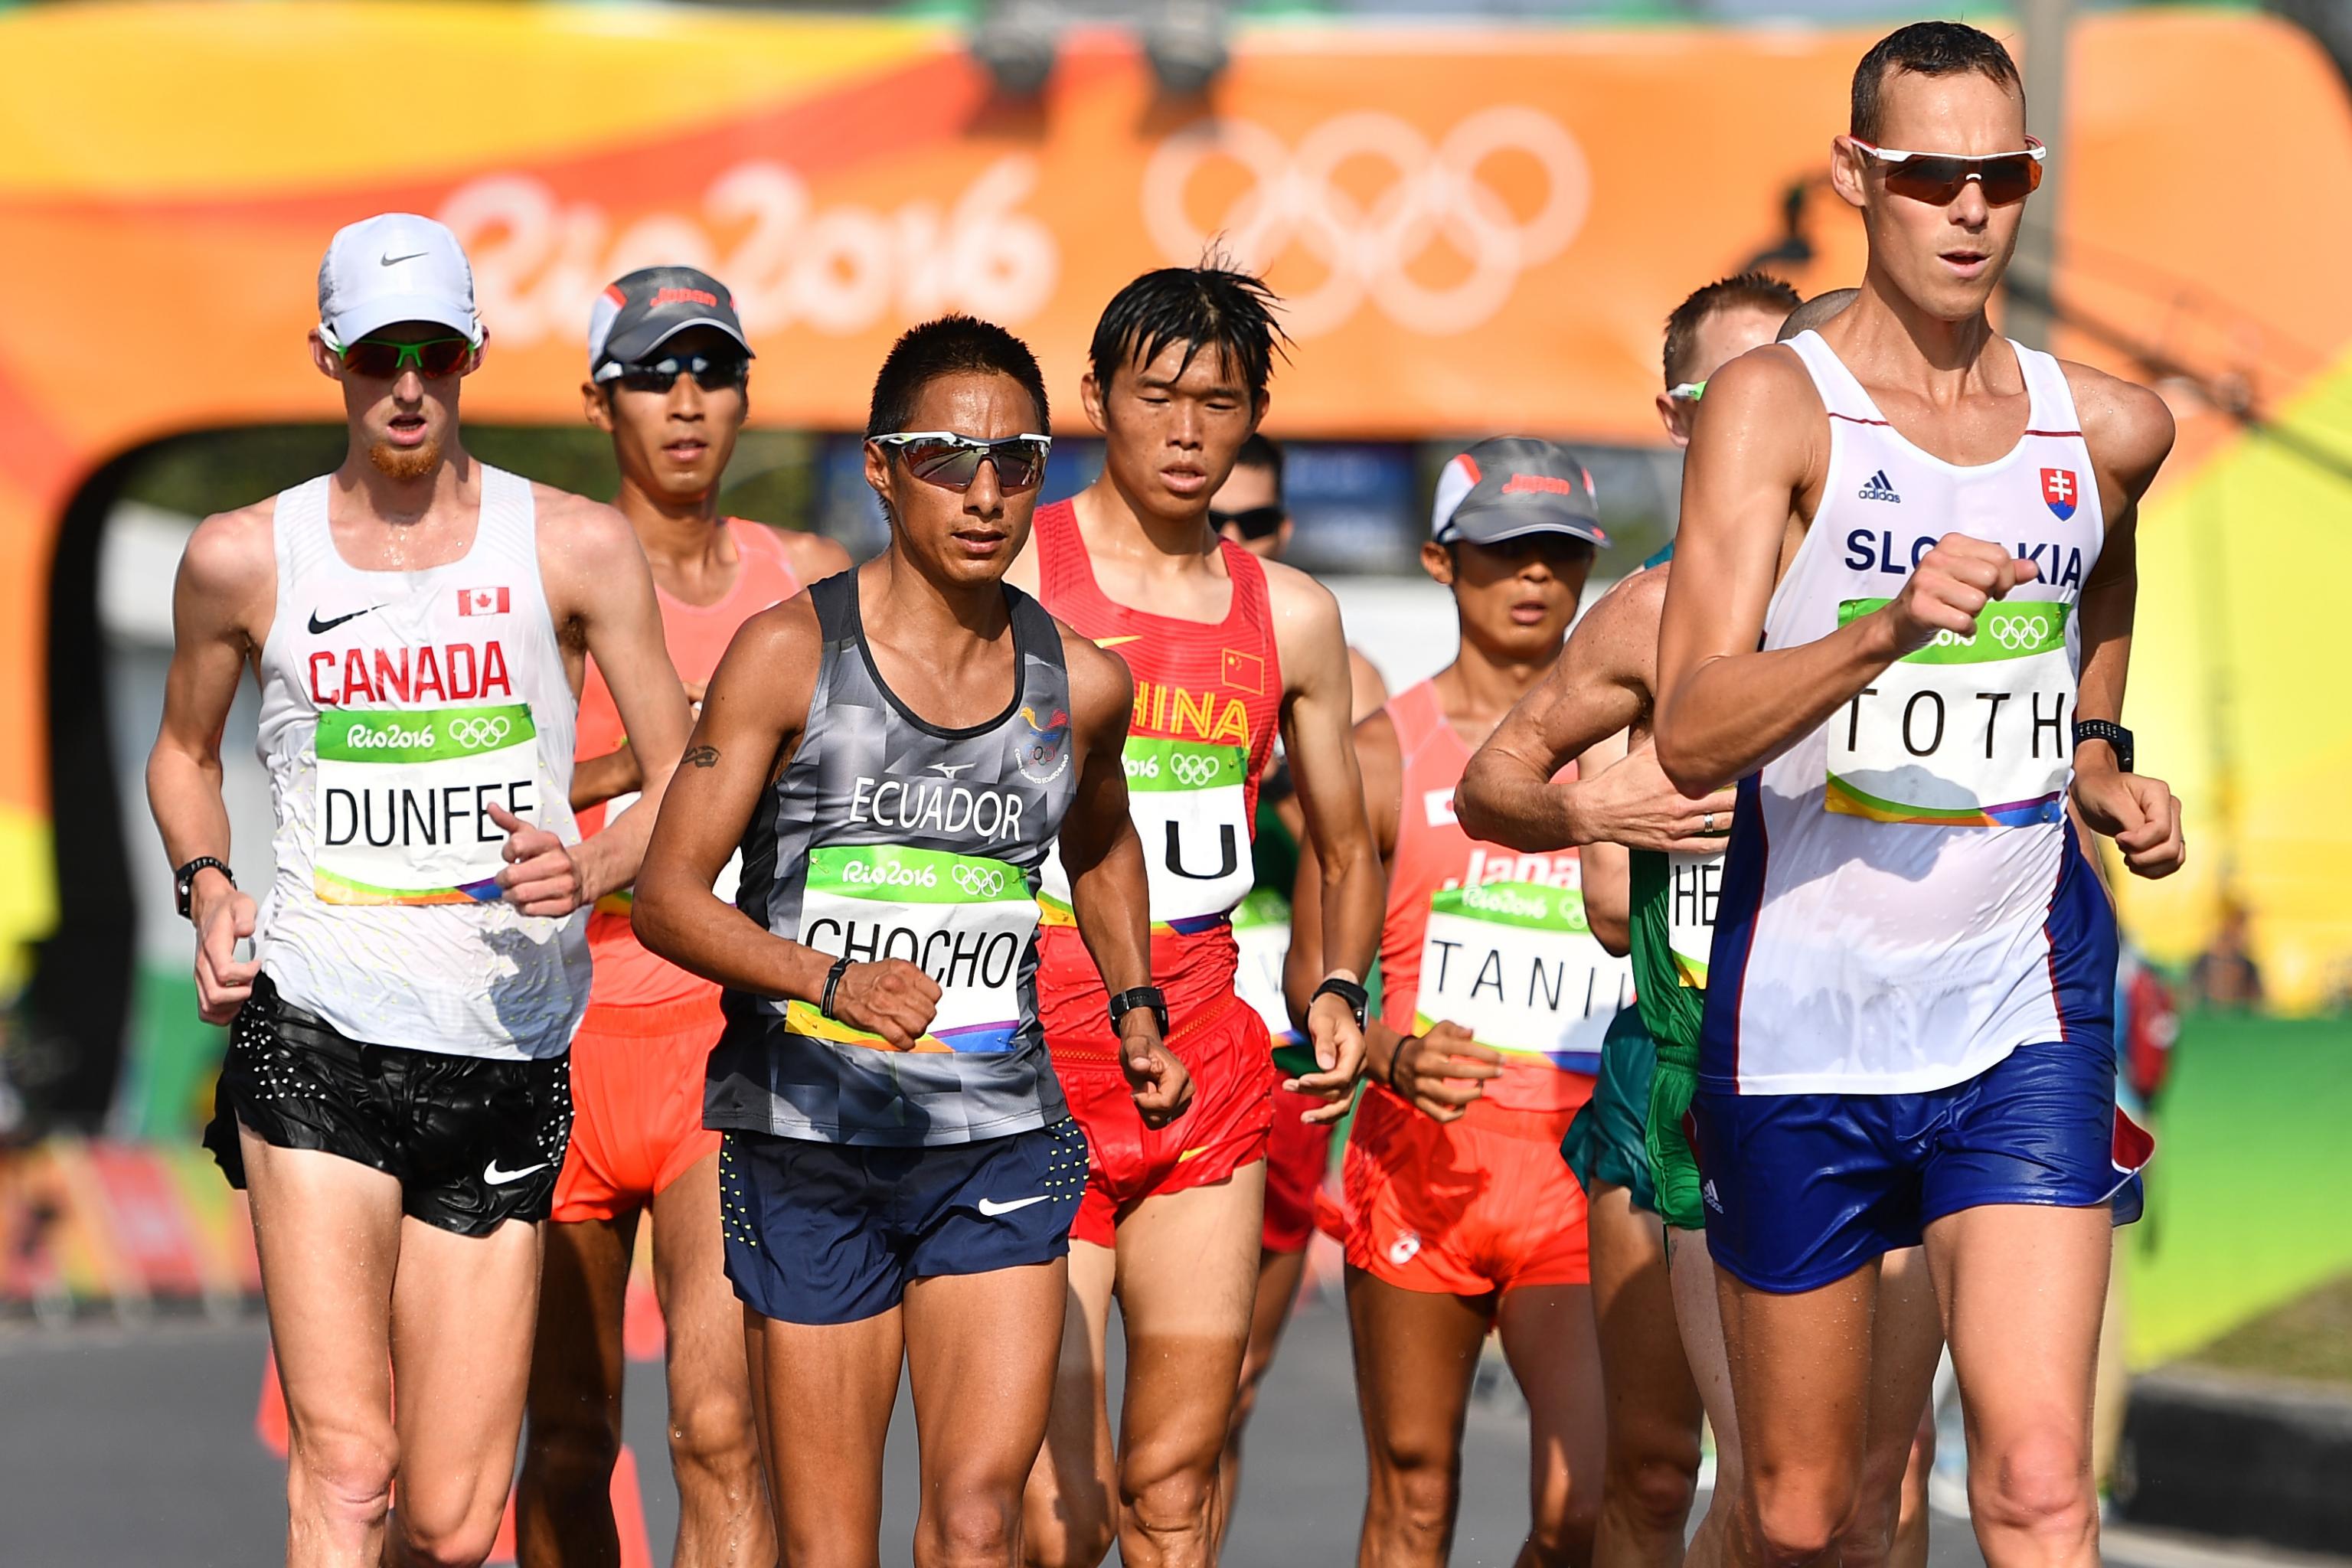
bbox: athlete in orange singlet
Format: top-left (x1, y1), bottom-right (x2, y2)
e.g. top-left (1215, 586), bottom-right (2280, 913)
top-left (515, 267), bottom-right (848, 1568)
top-left (1007, 266), bottom-right (1382, 1568)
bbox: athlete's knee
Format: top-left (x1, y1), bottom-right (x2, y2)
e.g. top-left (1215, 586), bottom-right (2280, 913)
top-left (1021, 1478), bottom-right (1117, 1568)
top-left (1743, 1466), bottom-right (1857, 1567)
top-left (1525, 1488), bottom-right (1602, 1568)
top-left (1364, 1436), bottom-right (1460, 1558)
top-left (1119, 1450), bottom-right (1219, 1548)
top-left (521, 1402), bottom-right (622, 1503)
top-left (286, 1422), bottom-right (397, 1535)
top-left (393, 1505), bottom-right (507, 1568)
top-left (919, 1483), bottom-right (1024, 1568)
top-left (1969, 1428), bottom-right (2095, 1544)
top-left (665, 1384), bottom-right (761, 1490)
top-left (1606, 1426), bottom-right (1702, 1534)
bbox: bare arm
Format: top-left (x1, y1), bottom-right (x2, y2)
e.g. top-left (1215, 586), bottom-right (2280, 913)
top-left (1457, 568), bottom-right (1732, 857)
top-left (1655, 349), bottom-right (2044, 795)
top-left (146, 505), bottom-right (275, 1024)
top-left (2065, 366), bottom-right (2184, 878)
top-left (1267, 562), bottom-right (1380, 1112)
top-left (1573, 727), bottom-right (1634, 956)
top-left (1057, 630), bottom-right (1191, 1125)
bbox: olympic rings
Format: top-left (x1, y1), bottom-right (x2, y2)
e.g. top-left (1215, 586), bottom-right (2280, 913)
top-left (1988, 610), bottom-right (2053, 652)
top-left (1142, 106), bottom-right (1592, 337)
top-left (951, 864), bottom-right (1008, 899)
top-left (1168, 751), bottom-right (1226, 789)
top-left (447, 716), bottom-right (513, 750)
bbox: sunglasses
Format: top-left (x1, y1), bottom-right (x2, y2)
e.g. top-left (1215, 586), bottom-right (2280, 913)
top-left (1666, 381), bottom-right (1707, 403)
top-left (598, 353), bottom-right (750, 395)
top-left (1210, 505), bottom-right (1285, 541)
top-left (339, 336), bottom-right (472, 379)
top-left (871, 432), bottom-right (1053, 493)
top-left (1851, 136), bottom-right (2047, 206)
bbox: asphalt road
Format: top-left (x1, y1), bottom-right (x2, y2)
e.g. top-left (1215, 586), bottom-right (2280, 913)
top-left (0, 1299), bottom-right (2285, 1568)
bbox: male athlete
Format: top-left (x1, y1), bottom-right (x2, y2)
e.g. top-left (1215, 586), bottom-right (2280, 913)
top-left (1292, 439), bottom-right (1671, 1567)
top-left (516, 267), bottom-right (848, 1568)
top-left (1007, 266), bottom-right (1383, 1568)
top-left (1207, 433), bottom-right (1387, 1544)
top-left (634, 314), bottom-right (1185, 1568)
top-left (1461, 279), bottom-right (1943, 1568)
top-left (148, 214), bottom-right (692, 1568)
top-left (1655, 24), bottom-right (2180, 1566)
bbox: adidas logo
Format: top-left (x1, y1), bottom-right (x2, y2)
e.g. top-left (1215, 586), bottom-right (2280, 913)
top-left (1702, 1179), bottom-right (1723, 1213)
top-left (1857, 469), bottom-right (1902, 503)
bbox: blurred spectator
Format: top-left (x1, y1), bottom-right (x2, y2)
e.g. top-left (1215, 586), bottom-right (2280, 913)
top-left (2187, 900), bottom-right (2265, 1011)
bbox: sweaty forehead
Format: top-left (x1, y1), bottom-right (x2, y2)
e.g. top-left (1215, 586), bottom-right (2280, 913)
top-left (903, 370), bottom-right (1040, 437)
top-left (1873, 67), bottom-right (2027, 151)
top-left (1122, 336), bottom-right (1245, 394)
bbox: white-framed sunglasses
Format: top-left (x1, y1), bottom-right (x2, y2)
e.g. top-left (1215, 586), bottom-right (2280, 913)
top-left (1848, 135), bottom-right (2047, 205)
top-left (870, 431), bottom-right (1054, 492)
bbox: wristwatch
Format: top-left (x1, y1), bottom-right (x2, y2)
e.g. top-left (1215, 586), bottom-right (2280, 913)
top-left (1310, 975), bottom-right (1369, 1030)
top-left (2073, 719), bottom-right (2134, 776)
top-left (174, 857), bottom-right (234, 921)
top-left (1106, 985), bottom-right (1169, 1037)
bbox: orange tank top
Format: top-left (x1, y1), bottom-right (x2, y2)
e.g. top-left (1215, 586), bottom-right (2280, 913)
top-left (1377, 680), bottom-right (1630, 1112)
top-left (1027, 498), bottom-right (1284, 1059)
top-left (577, 518), bottom-right (806, 1008)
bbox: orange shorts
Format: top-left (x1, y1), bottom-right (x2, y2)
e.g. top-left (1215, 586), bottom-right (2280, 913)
top-left (550, 988), bottom-right (725, 1224)
top-left (1060, 993), bottom-right (1276, 1249)
top-left (1341, 1085), bottom-right (1591, 1295)
top-left (1263, 1083), bottom-right (1335, 1253)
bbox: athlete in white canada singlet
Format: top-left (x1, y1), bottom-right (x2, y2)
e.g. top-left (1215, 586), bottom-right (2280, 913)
top-left (148, 214), bottom-right (691, 1568)
top-left (1655, 25), bottom-right (2180, 1567)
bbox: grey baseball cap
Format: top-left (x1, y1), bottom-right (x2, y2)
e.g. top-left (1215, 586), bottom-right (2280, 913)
top-left (586, 266), bottom-right (753, 379)
top-left (1430, 436), bottom-right (1607, 549)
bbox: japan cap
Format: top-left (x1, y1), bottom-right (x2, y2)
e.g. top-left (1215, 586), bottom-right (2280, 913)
top-left (1430, 436), bottom-right (1607, 549)
top-left (317, 214), bottom-right (482, 348)
top-left (587, 266), bottom-right (753, 381)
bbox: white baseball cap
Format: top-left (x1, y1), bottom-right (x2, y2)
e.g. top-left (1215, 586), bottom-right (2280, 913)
top-left (317, 213), bottom-right (483, 349)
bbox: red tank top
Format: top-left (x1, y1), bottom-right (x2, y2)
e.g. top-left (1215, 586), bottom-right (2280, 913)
top-left (1377, 680), bottom-right (1628, 1112)
top-left (1028, 498), bottom-right (1284, 1057)
top-left (577, 519), bottom-right (805, 1008)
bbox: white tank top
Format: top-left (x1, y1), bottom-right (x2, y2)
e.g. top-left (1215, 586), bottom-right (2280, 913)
top-left (252, 466), bottom-right (589, 1060)
top-left (1699, 333), bottom-right (2116, 1095)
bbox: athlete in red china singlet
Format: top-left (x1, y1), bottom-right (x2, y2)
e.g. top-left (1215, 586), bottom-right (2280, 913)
top-left (1008, 266), bottom-right (1382, 1568)
top-left (515, 267), bottom-right (847, 1568)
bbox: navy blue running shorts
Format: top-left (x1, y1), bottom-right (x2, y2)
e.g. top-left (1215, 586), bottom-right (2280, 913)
top-left (718, 1119), bottom-right (1089, 1325)
top-left (1693, 1034), bottom-right (2144, 1294)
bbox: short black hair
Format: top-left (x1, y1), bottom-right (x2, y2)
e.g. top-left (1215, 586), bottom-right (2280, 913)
top-left (866, 314), bottom-right (1049, 439)
top-left (1851, 21), bottom-right (2024, 146)
top-left (1662, 273), bottom-right (1802, 386)
top-left (1233, 433), bottom-right (1284, 488)
top-left (1087, 263), bottom-right (1289, 400)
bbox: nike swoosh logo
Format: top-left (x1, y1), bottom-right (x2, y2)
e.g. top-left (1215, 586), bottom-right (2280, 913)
top-left (1093, 635), bottom-right (1142, 649)
top-left (380, 251), bottom-right (426, 266)
top-left (308, 605), bottom-right (383, 635)
top-left (483, 1160), bottom-right (550, 1186)
top-left (976, 1194), bottom-right (1050, 1217)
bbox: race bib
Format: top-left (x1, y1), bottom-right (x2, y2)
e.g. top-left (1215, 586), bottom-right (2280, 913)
top-left (1038, 735), bottom-right (1253, 929)
top-left (313, 704), bottom-right (541, 905)
top-left (1665, 851), bottom-right (1723, 989)
top-left (1413, 880), bottom-right (1632, 1073)
top-left (1828, 598), bottom-right (2075, 828)
top-left (1231, 886), bottom-right (1299, 1045)
top-left (593, 789), bottom-right (746, 917)
top-left (786, 844), bottom-right (1037, 1054)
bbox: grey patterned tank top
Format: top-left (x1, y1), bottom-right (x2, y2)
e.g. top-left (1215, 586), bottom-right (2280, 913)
top-left (704, 570), bottom-right (1080, 1146)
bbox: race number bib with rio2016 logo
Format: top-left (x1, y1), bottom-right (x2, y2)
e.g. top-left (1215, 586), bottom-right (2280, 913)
top-left (1665, 850), bottom-right (1722, 989)
top-left (312, 704), bottom-right (541, 905)
top-left (1413, 880), bottom-right (1633, 1074)
top-left (1037, 734), bottom-right (1253, 933)
top-left (786, 844), bottom-right (1039, 1054)
top-left (1827, 598), bottom-right (2076, 828)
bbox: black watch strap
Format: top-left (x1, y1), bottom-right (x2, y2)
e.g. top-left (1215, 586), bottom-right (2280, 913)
top-left (174, 857), bottom-right (234, 920)
top-left (1106, 985), bottom-right (1170, 1037)
top-left (1311, 975), bottom-right (1369, 1029)
top-left (2073, 719), bottom-right (2134, 775)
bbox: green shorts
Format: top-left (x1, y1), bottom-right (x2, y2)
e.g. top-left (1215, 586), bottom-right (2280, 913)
top-left (1561, 1007), bottom-right (1658, 1214)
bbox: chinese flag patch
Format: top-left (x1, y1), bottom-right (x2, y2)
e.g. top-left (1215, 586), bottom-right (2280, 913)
top-left (457, 586), bottom-right (511, 616)
top-left (1220, 648), bottom-right (1266, 696)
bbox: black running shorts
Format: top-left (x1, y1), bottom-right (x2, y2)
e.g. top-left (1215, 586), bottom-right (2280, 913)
top-left (204, 976), bottom-right (573, 1236)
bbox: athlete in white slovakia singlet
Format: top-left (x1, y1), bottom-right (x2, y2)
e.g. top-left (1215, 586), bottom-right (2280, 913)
top-left (148, 213), bottom-right (691, 1568)
top-left (1651, 26), bottom-right (2182, 1568)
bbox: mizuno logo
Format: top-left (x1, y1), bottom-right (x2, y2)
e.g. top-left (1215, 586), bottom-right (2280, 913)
top-left (976, 1194), bottom-right (1050, 1217)
top-left (380, 251), bottom-right (427, 267)
top-left (1093, 635), bottom-right (1142, 649)
top-left (308, 605), bottom-right (384, 635)
top-left (1857, 470), bottom-right (1902, 504)
top-left (483, 1159), bottom-right (550, 1186)
top-left (931, 763), bottom-right (975, 778)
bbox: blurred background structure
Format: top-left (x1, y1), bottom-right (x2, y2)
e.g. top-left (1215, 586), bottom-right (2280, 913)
top-left (1, 1), bottom-right (2349, 1561)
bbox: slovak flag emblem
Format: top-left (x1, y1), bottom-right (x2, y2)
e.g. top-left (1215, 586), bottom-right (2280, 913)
top-left (2040, 468), bottom-right (2079, 521)
top-left (456, 586), bottom-right (510, 616)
